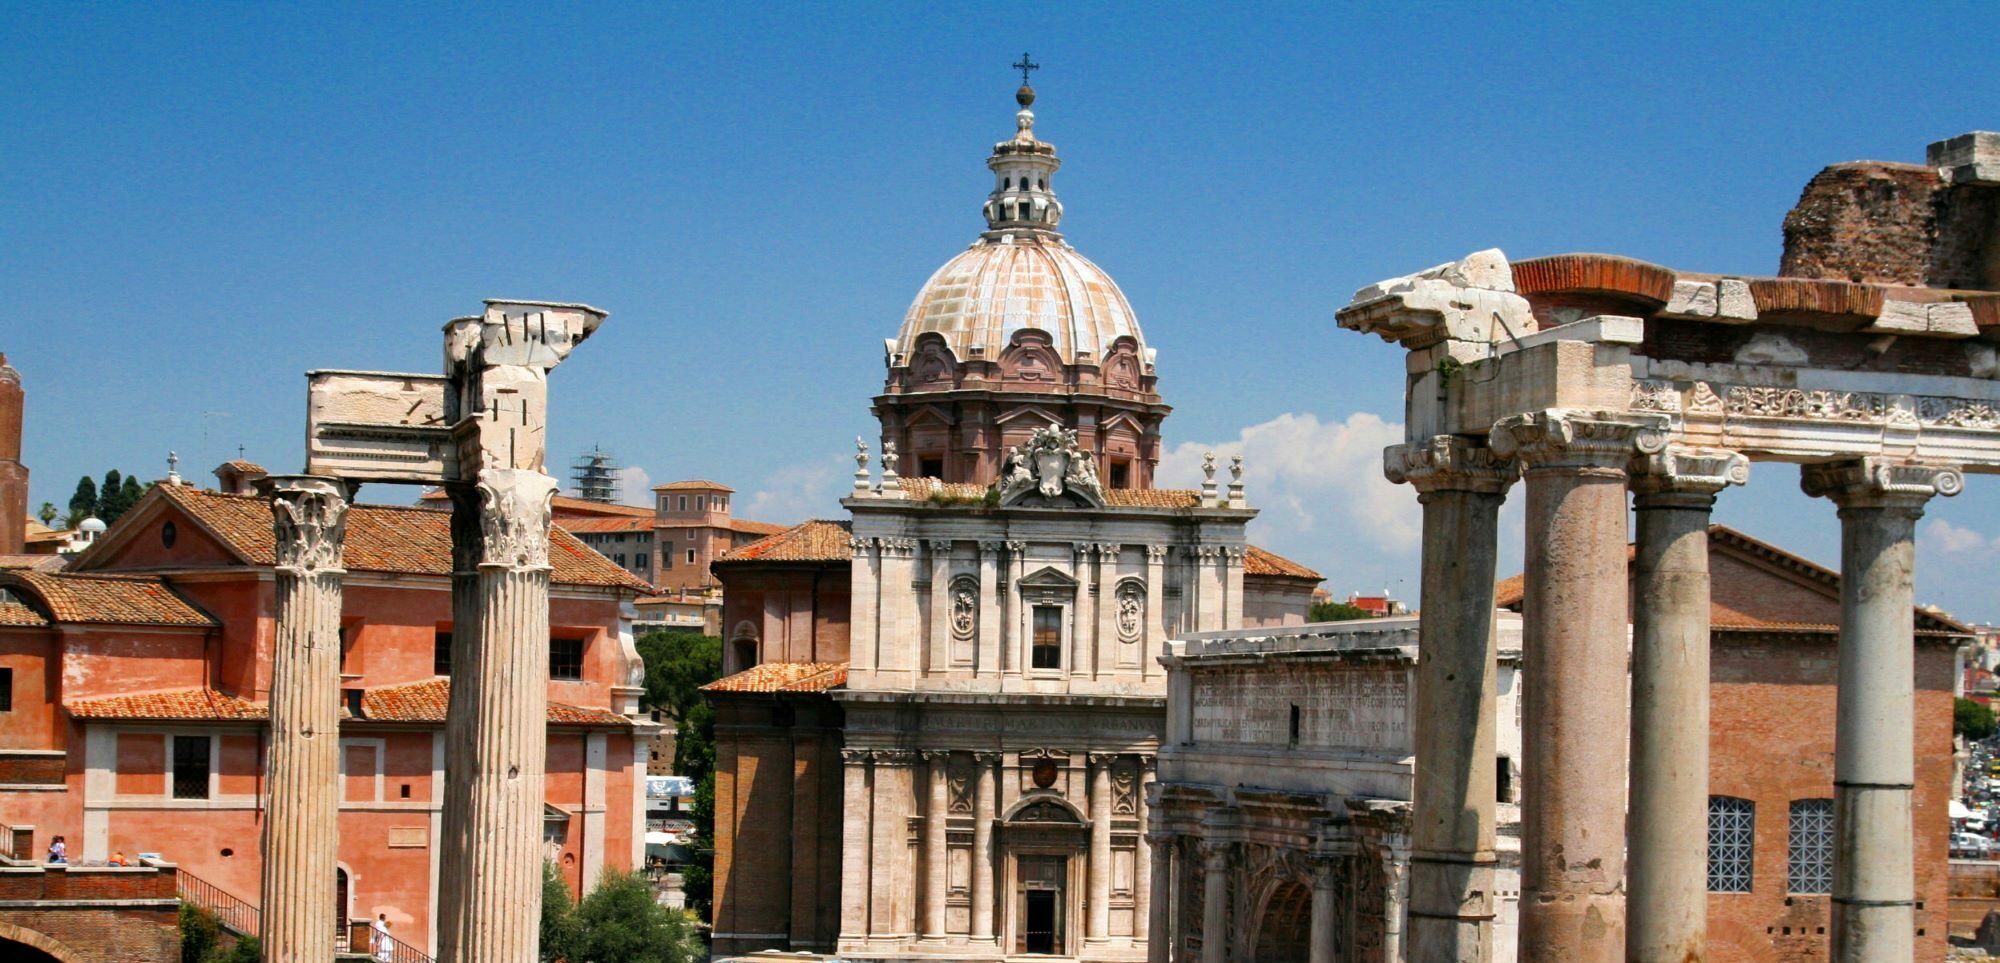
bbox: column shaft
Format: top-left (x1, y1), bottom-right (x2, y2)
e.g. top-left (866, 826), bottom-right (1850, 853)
top-left (1134, 760), bottom-right (1155, 947)
top-left (922, 751), bottom-right (950, 941)
top-left (1200, 844), bottom-right (1228, 963)
top-left (1628, 447), bottom-right (1742, 963)
top-left (1308, 856), bottom-right (1336, 963)
top-left (1088, 754), bottom-right (1114, 943)
top-left (1491, 411), bottom-right (1663, 963)
top-left (260, 477), bottom-right (348, 963)
top-left (1387, 438), bottom-right (1513, 963)
top-left (1146, 833), bottom-right (1173, 963)
top-left (1803, 458), bottom-right (1961, 963)
top-left (438, 469), bottom-right (558, 963)
top-left (972, 753), bottom-right (998, 943)
top-left (838, 751), bottom-right (873, 945)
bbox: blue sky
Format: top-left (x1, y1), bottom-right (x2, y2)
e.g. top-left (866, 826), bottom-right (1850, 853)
top-left (5, 2), bottom-right (1998, 621)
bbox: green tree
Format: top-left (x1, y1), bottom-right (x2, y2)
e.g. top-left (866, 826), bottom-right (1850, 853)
top-left (633, 631), bottom-right (721, 723)
top-left (179, 905), bottom-right (259, 963)
top-left (36, 502), bottom-right (56, 526)
top-left (681, 770), bottom-right (715, 919)
top-left (119, 474), bottom-right (146, 516)
top-left (1310, 600), bottom-right (1374, 622)
top-left (540, 860), bottom-right (581, 962)
top-left (1958, 697), bottom-right (1997, 741)
top-left (566, 870), bottom-right (702, 963)
top-left (67, 475), bottom-right (97, 527)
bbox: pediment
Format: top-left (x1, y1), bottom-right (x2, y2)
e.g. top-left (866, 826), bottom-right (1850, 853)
top-left (1019, 566), bottom-right (1079, 588)
top-left (1002, 791), bottom-right (1086, 827)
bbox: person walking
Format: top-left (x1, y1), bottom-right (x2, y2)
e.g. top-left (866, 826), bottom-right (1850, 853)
top-left (45, 836), bottom-right (65, 864)
top-left (371, 913), bottom-right (393, 961)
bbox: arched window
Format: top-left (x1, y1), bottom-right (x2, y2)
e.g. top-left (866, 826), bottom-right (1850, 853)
top-left (1707, 796), bottom-right (1755, 892)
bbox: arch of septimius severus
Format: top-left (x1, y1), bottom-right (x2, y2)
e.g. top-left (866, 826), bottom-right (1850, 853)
top-left (1337, 137), bottom-right (2000, 963)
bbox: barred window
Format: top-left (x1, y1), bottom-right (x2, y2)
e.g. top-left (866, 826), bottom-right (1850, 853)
top-left (550, 637), bottom-right (585, 681)
top-left (1788, 798), bottom-right (1834, 894)
top-left (172, 735), bottom-right (211, 800)
top-left (433, 631), bottom-right (452, 677)
top-left (1708, 796), bottom-right (1755, 892)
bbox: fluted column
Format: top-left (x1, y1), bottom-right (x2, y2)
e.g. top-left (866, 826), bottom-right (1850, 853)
top-left (1134, 755), bottom-right (1156, 948)
top-left (1803, 458), bottom-right (1963, 963)
top-left (1199, 833), bottom-right (1232, 963)
top-left (438, 468), bottom-right (559, 963)
top-left (972, 751), bottom-right (999, 944)
top-left (922, 750), bottom-right (951, 942)
top-left (1088, 753), bottom-right (1116, 944)
top-left (260, 476), bottom-right (349, 963)
top-left (1146, 830), bottom-right (1173, 963)
top-left (839, 749), bottom-right (874, 946)
top-left (1384, 437), bottom-right (1515, 963)
top-left (1628, 447), bottom-right (1747, 963)
top-left (1489, 409), bottom-right (1666, 963)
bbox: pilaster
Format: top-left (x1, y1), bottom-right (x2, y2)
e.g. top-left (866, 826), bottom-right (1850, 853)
top-left (978, 541), bottom-right (1004, 676)
top-left (971, 751), bottom-right (1000, 944)
top-left (1087, 752), bottom-right (1117, 944)
top-left (921, 749), bottom-right (951, 942)
top-left (928, 540), bottom-right (954, 676)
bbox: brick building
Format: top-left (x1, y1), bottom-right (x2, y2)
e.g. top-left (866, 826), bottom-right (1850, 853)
top-left (0, 477), bottom-right (657, 957)
top-left (0, 856), bottom-right (180, 962)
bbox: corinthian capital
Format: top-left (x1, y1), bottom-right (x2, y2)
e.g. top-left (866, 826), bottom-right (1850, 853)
top-left (1488, 409), bottom-right (1669, 475)
top-left (1801, 457), bottom-right (1964, 511)
top-left (265, 475), bottom-right (350, 575)
top-left (1631, 445), bottom-right (1749, 504)
top-left (475, 469), bottom-right (558, 572)
top-left (1383, 436), bottom-right (1517, 495)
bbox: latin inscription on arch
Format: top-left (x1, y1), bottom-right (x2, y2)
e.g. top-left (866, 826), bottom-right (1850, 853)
top-left (1190, 665), bottom-right (1409, 752)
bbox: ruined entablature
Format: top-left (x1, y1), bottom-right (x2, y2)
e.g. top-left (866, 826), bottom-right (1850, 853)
top-left (1337, 248), bottom-right (1537, 349)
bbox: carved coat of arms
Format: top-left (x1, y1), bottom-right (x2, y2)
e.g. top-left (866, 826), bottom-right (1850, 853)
top-left (996, 426), bottom-right (1106, 507)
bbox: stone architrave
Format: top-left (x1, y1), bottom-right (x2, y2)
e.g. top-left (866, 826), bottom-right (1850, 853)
top-left (259, 476), bottom-right (350, 963)
top-left (1489, 409), bottom-right (1668, 963)
top-left (1627, 446), bottom-right (1747, 963)
top-left (1802, 457), bottom-right (1963, 963)
top-left (436, 468), bottom-right (560, 962)
top-left (1383, 435), bottom-right (1516, 963)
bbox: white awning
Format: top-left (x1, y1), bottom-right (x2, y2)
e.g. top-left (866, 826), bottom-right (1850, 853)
top-left (1952, 799), bottom-right (1977, 820)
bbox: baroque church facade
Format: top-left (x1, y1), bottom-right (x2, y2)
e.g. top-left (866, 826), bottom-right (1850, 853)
top-left (703, 80), bottom-right (1319, 962)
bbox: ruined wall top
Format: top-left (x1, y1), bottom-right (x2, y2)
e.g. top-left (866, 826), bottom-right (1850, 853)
top-left (1780, 130), bottom-right (2000, 291)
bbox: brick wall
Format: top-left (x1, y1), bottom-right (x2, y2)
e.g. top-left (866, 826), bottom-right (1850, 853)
top-left (0, 863), bottom-right (181, 962)
top-left (710, 692), bottom-right (845, 956)
top-left (1779, 159), bottom-right (2000, 290)
top-left (1705, 635), bottom-right (1954, 962)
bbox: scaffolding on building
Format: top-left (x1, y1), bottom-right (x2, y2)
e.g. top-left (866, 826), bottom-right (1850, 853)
top-left (569, 447), bottom-right (621, 503)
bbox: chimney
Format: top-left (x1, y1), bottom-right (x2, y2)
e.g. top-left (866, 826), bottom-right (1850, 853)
top-left (0, 354), bottom-right (25, 555)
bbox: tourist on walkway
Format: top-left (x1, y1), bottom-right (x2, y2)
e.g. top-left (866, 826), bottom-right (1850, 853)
top-left (45, 835), bottom-right (64, 863)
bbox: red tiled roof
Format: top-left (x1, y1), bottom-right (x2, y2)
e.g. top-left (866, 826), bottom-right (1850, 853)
top-left (703, 661), bottom-right (848, 694)
top-left (1244, 545), bottom-right (1322, 581)
top-left (420, 490), bottom-right (654, 519)
top-left (361, 678), bottom-right (632, 727)
top-left (2, 572), bottom-right (215, 627)
top-left (729, 519), bottom-right (789, 537)
top-left (561, 516), bottom-right (655, 534)
top-left (23, 528), bottom-right (68, 545)
top-left (719, 520), bottom-right (853, 563)
top-left (0, 601), bottom-right (49, 626)
top-left (0, 554), bottom-right (68, 573)
top-left (654, 480), bottom-right (735, 492)
top-left (106, 486), bottom-right (650, 592)
top-left (67, 688), bottom-right (265, 721)
top-left (217, 459), bottom-right (266, 473)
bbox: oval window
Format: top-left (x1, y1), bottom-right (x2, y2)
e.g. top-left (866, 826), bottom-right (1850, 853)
top-left (161, 521), bottom-right (178, 548)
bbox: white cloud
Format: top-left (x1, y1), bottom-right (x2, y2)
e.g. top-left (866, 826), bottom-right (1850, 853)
top-left (743, 454), bottom-right (853, 524)
top-left (1925, 518), bottom-right (1997, 556)
top-left (613, 465), bottom-right (653, 507)
top-left (1159, 411), bottom-right (1420, 565)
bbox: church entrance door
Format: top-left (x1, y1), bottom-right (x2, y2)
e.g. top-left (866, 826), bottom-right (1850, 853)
top-left (1016, 855), bottom-right (1066, 955)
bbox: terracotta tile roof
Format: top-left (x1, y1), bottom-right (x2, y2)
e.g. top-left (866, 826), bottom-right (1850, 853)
top-left (0, 601), bottom-right (49, 626)
top-left (24, 519), bottom-right (53, 537)
top-left (2, 572), bottom-right (215, 626)
top-left (0, 554), bottom-right (68, 572)
top-left (1244, 545), bottom-right (1322, 581)
top-left (421, 490), bottom-right (654, 519)
top-left (703, 661), bottom-right (848, 694)
top-left (218, 459), bottom-right (266, 473)
top-left (635, 594), bottom-right (714, 606)
top-left (897, 478), bottom-right (990, 502)
top-left (729, 519), bottom-right (789, 537)
top-left (362, 678), bottom-right (631, 726)
top-left (654, 480), bottom-right (734, 492)
top-left (67, 688), bottom-right (266, 721)
top-left (129, 486), bottom-right (649, 592)
top-left (895, 477), bottom-right (1206, 509)
top-left (718, 520), bottom-right (853, 563)
top-left (561, 516), bottom-right (655, 534)
top-left (23, 528), bottom-right (68, 545)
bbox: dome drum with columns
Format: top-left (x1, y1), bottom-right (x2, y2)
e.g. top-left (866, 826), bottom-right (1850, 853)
top-left (876, 81), bottom-right (1169, 490)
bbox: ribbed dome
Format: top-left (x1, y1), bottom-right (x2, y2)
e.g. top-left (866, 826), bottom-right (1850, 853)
top-left (895, 233), bottom-right (1145, 366)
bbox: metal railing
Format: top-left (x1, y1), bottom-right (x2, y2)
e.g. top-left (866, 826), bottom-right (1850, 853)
top-left (341, 920), bottom-right (434, 963)
top-left (176, 868), bottom-right (261, 939)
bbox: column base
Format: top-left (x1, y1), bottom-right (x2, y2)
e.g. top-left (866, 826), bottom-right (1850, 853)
top-left (1520, 892), bottom-right (1624, 963)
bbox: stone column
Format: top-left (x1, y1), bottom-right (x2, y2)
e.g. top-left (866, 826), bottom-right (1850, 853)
top-left (259, 476), bottom-right (349, 963)
top-left (1134, 756), bottom-right (1156, 948)
top-left (978, 542), bottom-right (1004, 676)
top-left (922, 750), bottom-right (951, 942)
top-left (871, 750), bottom-right (915, 941)
top-left (1802, 458), bottom-right (1963, 963)
top-left (437, 469), bottom-right (559, 963)
top-left (1488, 409), bottom-right (1666, 963)
top-left (972, 752), bottom-right (999, 945)
top-left (1006, 540), bottom-right (1027, 678)
top-left (839, 750), bottom-right (873, 945)
top-left (1383, 844), bottom-right (1411, 963)
top-left (1221, 546), bottom-right (1245, 629)
top-left (929, 540), bottom-right (954, 674)
top-left (1146, 830), bottom-right (1173, 963)
top-left (1074, 543), bottom-right (1096, 681)
top-left (1308, 846), bottom-right (1339, 963)
top-left (1627, 447), bottom-right (1746, 963)
top-left (1200, 836), bottom-right (1231, 963)
top-left (1383, 437), bottom-right (1515, 963)
top-left (1088, 753), bottom-right (1116, 944)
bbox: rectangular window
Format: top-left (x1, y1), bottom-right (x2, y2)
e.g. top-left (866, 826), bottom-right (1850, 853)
top-left (920, 457), bottom-right (945, 478)
top-left (550, 637), bottom-right (585, 681)
top-left (635, 554), bottom-right (648, 569)
top-left (172, 735), bottom-right (211, 800)
top-left (679, 496), bottom-right (687, 511)
top-left (1109, 461), bottom-right (1130, 489)
top-left (686, 549), bottom-right (696, 565)
top-left (1031, 606), bottom-right (1062, 670)
top-left (0, 666), bottom-right (11, 712)
top-left (696, 496), bottom-right (705, 510)
top-left (1787, 798), bottom-right (1834, 894)
top-left (434, 631), bottom-right (452, 676)
top-left (1707, 796), bottom-right (1754, 893)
